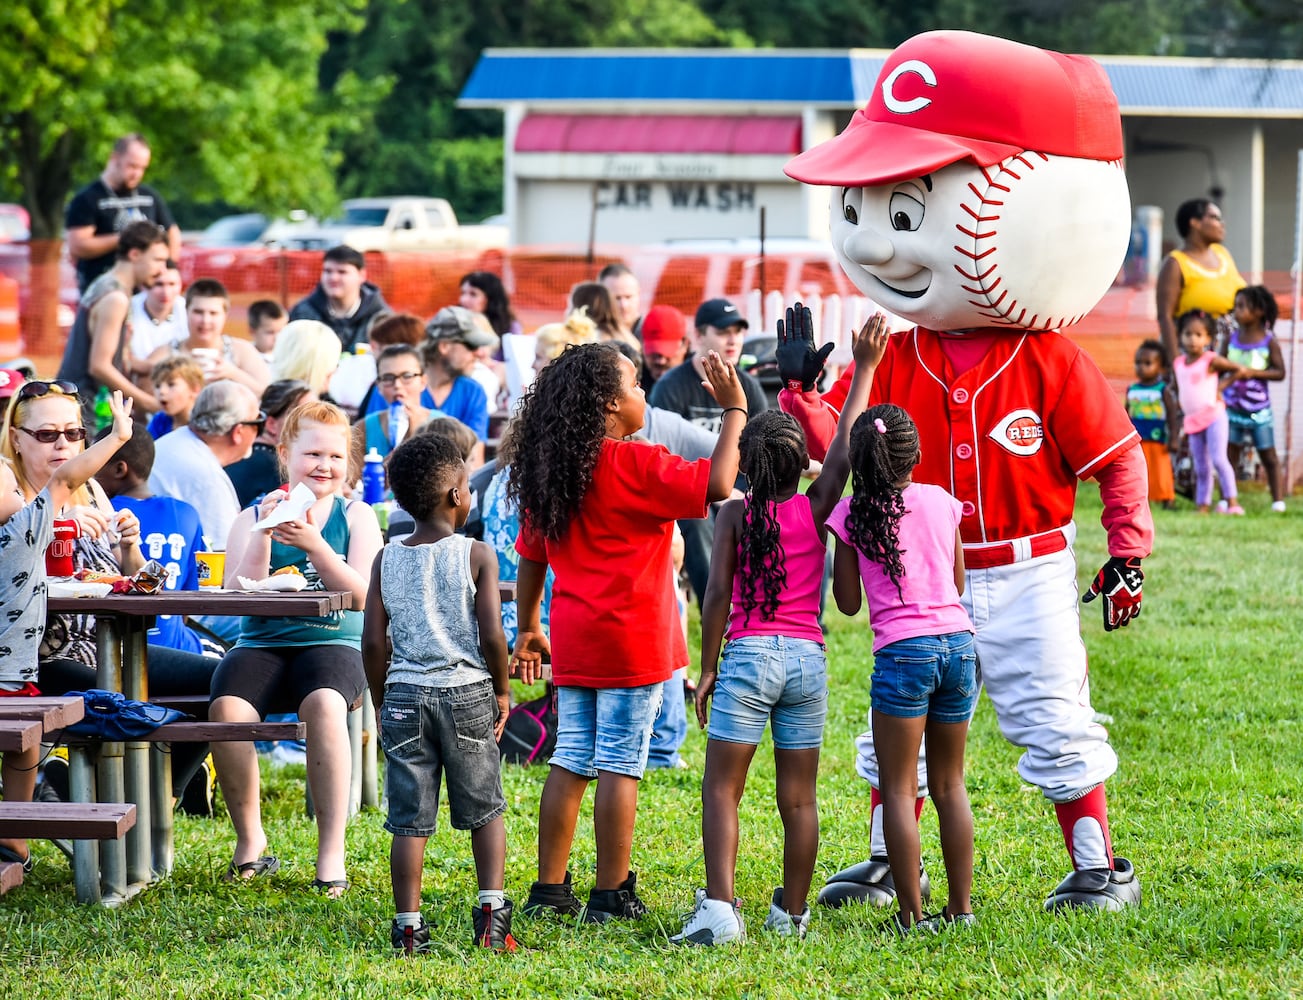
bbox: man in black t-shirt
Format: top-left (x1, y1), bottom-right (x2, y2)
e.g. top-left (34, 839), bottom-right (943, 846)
top-left (65, 134), bottom-right (182, 292)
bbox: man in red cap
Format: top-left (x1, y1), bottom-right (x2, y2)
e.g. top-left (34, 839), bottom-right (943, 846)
top-left (637, 304), bottom-right (689, 393)
top-left (778, 30), bottom-right (1150, 913)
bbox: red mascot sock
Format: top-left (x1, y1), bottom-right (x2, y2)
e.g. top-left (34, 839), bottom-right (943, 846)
top-left (869, 787), bottom-right (926, 856)
top-left (1054, 785), bottom-right (1114, 871)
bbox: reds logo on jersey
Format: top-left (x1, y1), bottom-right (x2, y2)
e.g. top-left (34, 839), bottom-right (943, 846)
top-left (989, 408), bottom-right (1044, 456)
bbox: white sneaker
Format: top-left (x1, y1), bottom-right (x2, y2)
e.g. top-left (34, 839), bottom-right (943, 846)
top-left (763, 887), bottom-right (810, 939)
top-left (670, 888), bottom-right (745, 946)
top-left (1272, 500), bottom-right (1287, 513)
top-left (1215, 500), bottom-right (1229, 514)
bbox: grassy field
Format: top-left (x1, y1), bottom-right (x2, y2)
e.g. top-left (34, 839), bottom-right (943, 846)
top-left (3, 487), bottom-right (1303, 998)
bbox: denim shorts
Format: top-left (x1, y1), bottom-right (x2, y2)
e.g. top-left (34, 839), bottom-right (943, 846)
top-left (1226, 406), bottom-right (1275, 451)
top-left (871, 632), bottom-right (979, 724)
top-left (381, 680), bottom-right (506, 836)
top-left (708, 635), bottom-right (828, 750)
top-left (550, 683), bottom-right (664, 780)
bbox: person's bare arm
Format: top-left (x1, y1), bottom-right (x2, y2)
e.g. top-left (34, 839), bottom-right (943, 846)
top-left (832, 536), bottom-right (862, 616)
top-left (695, 500), bottom-right (741, 728)
top-left (470, 540), bottom-right (511, 739)
top-left (1262, 338), bottom-right (1287, 381)
top-left (699, 353), bottom-right (748, 502)
top-left (361, 551), bottom-right (390, 712)
top-left (87, 293), bottom-right (160, 411)
top-left (1154, 256), bottom-right (1182, 362)
top-left (66, 226), bottom-right (120, 263)
top-left (47, 393), bottom-right (134, 511)
top-left (511, 554), bottom-right (551, 685)
top-left (953, 527), bottom-right (966, 596)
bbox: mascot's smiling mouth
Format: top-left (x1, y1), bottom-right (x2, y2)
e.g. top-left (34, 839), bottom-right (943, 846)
top-left (871, 273), bottom-right (930, 299)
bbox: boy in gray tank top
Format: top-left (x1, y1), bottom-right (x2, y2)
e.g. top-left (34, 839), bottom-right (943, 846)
top-left (362, 434), bottom-right (515, 955)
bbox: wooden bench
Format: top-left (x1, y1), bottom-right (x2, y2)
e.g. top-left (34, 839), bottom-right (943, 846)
top-left (0, 802), bottom-right (136, 840)
top-left (0, 720), bottom-right (42, 752)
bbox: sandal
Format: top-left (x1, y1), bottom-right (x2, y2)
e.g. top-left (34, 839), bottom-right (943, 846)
top-left (222, 854), bottom-right (281, 883)
top-left (0, 845), bottom-right (34, 874)
top-left (310, 877), bottom-right (351, 899)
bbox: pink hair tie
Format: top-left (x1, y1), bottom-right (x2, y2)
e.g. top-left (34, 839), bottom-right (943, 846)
top-left (873, 418), bottom-right (887, 434)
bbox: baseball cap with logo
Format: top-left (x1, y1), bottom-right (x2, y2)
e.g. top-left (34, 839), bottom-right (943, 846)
top-left (785, 30), bottom-right (1123, 187)
top-left (0, 368), bottom-right (26, 400)
top-left (694, 298), bottom-right (748, 332)
top-left (424, 306), bottom-right (499, 350)
top-left (639, 305), bottom-right (688, 354)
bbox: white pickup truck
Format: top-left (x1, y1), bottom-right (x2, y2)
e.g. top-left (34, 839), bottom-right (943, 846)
top-left (268, 197), bottom-right (508, 252)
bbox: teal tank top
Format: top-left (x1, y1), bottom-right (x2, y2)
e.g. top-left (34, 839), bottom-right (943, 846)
top-left (236, 496), bottom-right (362, 648)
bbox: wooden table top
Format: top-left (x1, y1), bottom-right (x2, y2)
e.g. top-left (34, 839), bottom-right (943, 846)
top-left (0, 695), bottom-right (86, 729)
top-left (47, 589), bottom-right (352, 617)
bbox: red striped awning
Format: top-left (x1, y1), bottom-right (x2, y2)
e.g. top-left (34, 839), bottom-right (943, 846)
top-left (514, 114), bottom-right (802, 155)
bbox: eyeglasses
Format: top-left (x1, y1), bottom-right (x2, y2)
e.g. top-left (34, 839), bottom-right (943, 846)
top-left (376, 372), bottom-right (422, 387)
top-left (235, 411), bottom-right (268, 435)
top-left (17, 426), bottom-right (88, 444)
top-left (15, 379), bottom-right (80, 403)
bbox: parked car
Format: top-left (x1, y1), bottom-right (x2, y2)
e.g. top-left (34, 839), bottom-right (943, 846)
top-left (0, 204), bottom-right (30, 243)
top-left (267, 197), bottom-right (508, 253)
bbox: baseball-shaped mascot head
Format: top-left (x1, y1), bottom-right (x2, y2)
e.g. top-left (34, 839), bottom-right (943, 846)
top-left (787, 31), bottom-right (1130, 332)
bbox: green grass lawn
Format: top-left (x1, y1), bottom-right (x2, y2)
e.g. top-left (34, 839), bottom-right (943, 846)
top-left (4, 487), bottom-right (1303, 998)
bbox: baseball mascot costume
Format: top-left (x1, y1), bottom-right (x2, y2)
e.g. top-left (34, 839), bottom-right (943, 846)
top-left (778, 30), bottom-right (1151, 911)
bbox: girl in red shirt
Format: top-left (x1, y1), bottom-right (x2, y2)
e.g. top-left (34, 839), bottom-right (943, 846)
top-left (507, 342), bottom-right (747, 923)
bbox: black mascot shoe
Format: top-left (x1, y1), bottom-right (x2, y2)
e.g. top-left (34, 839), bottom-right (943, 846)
top-left (1044, 857), bottom-right (1141, 912)
top-left (816, 856), bottom-right (931, 909)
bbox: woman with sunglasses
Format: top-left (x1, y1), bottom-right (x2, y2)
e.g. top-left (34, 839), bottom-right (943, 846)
top-left (1, 379), bottom-right (217, 723)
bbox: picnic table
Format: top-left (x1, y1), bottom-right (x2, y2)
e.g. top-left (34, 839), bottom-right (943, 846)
top-left (46, 589), bottom-right (351, 905)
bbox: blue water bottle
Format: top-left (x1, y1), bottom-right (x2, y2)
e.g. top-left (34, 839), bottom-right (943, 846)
top-left (362, 447), bottom-right (385, 505)
top-left (388, 400), bottom-right (408, 448)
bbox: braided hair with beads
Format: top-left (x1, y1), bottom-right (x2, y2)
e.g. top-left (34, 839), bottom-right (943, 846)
top-left (846, 404), bottom-right (920, 601)
top-left (737, 410), bottom-right (809, 624)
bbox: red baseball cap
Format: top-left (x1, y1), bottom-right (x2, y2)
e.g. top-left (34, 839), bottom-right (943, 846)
top-left (0, 368), bottom-right (25, 400)
top-left (786, 31), bottom-right (1123, 187)
top-left (639, 305), bottom-right (688, 354)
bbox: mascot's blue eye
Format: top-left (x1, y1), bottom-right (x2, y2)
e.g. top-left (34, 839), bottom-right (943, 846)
top-left (889, 191), bottom-right (924, 232)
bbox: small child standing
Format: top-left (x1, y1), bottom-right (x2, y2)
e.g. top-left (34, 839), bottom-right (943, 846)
top-left (827, 404), bottom-right (978, 934)
top-left (1223, 285), bottom-right (1288, 511)
top-left (1172, 309), bottom-right (1249, 514)
top-left (0, 387), bottom-right (134, 870)
top-left (147, 355), bottom-right (204, 439)
top-left (1125, 339), bottom-right (1179, 510)
top-left (362, 433), bottom-right (514, 956)
top-left (507, 342), bottom-right (747, 923)
top-left (673, 311), bottom-right (888, 947)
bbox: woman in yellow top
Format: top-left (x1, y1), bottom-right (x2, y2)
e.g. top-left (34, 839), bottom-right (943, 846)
top-left (1156, 199), bottom-right (1245, 361)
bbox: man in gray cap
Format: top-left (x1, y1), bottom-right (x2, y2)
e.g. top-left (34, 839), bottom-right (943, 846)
top-left (420, 306), bottom-right (496, 443)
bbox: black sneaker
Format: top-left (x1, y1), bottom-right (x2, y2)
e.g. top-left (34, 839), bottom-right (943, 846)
top-left (178, 756), bottom-right (215, 818)
top-left (583, 871), bottom-right (648, 923)
top-left (41, 752), bottom-right (69, 803)
top-left (473, 898), bottom-right (519, 952)
top-left (524, 870), bottom-right (583, 917)
top-left (391, 918), bottom-right (431, 956)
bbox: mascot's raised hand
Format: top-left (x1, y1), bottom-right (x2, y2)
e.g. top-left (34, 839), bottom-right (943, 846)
top-left (1083, 556), bottom-right (1143, 631)
top-left (776, 301), bottom-right (834, 392)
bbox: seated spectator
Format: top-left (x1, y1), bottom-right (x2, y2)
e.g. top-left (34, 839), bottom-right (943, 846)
top-left (570, 282), bottom-right (637, 347)
top-left (532, 311), bottom-right (599, 377)
top-left (248, 299), bottom-right (287, 367)
top-left (637, 305), bottom-right (689, 393)
top-left (146, 355), bottom-right (204, 439)
top-left (385, 415), bottom-right (480, 543)
top-left (96, 424), bottom-right (220, 657)
top-left (147, 278), bottom-right (270, 395)
top-left (148, 380), bottom-right (263, 547)
top-left (459, 270), bottom-right (521, 337)
top-left (225, 379), bottom-right (314, 509)
top-left (420, 307), bottom-right (493, 446)
top-left (351, 344), bottom-right (429, 463)
top-left (128, 259), bottom-right (186, 373)
top-left (209, 400), bottom-right (383, 897)
top-left (357, 313), bottom-right (425, 416)
top-left (271, 319), bottom-right (342, 402)
top-left (290, 245), bottom-right (390, 352)
top-left (598, 262), bottom-right (643, 341)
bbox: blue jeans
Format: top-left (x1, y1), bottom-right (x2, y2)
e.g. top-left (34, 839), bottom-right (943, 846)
top-left (647, 668), bottom-right (687, 769)
top-left (871, 631), bottom-right (978, 723)
top-left (708, 635), bottom-right (828, 750)
top-left (550, 683), bottom-right (664, 780)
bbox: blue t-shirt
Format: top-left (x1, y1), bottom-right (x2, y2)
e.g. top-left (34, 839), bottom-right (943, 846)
top-left (111, 494), bottom-right (207, 654)
top-left (363, 377), bottom-right (489, 441)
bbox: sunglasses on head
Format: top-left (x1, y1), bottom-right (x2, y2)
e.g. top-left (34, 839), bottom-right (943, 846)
top-left (15, 379), bottom-right (80, 403)
top-left (18, 426), bottom-right (88, 444)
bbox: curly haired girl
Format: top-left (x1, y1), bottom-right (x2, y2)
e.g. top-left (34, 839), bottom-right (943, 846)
top-left (828, 403), bottom-right (978, 934)
top-left (673, 310), bottom-right (888, 947)
top-left (505, 341), bottom-right (748, 923)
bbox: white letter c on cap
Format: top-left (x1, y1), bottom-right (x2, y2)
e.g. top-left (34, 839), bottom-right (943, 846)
top-left (881, 60), bottom-right (936, 115)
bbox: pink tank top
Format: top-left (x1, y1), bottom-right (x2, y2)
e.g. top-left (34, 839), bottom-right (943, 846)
top-left (728, 493), bottom-right (825, 645)
top-left (1173, 351), bottom-right (1223, 434)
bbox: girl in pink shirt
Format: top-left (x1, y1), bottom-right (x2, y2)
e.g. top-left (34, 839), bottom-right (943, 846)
top-left (674, 311), bottom-right (888, 947)
top-left (827, 404), bottom-right (977, 934)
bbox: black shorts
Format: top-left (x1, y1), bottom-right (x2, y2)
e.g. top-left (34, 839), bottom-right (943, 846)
top-left (210, 644), bottom-right (365, 717)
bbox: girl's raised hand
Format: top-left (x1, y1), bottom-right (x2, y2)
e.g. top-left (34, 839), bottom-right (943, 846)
top-left (700, 351), bottom-right (748, 412)
top-left (853, 313), bottom-right (890, 369)
top-left (108, 391), bottom-right (134, 442)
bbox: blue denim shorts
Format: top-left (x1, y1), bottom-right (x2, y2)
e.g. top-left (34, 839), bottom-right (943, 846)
top-left (550, 682), bottom-right (664, 780)
top-left (381, 680), bottom-right (506, 836)
top-left (708, 635), bottom-right (828, 750)
top-left (1226, 406), bottom-right (1275, 451)
top-left (871, 632), bottom-right (978, 724)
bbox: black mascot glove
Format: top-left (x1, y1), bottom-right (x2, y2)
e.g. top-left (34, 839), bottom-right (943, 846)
top-left (776, 301), bottom-right (835, 392)
top-left (1082, 556), bottom-right (1143, 631)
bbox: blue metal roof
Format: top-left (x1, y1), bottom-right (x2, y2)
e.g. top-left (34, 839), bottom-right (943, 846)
top-left (461, 48), bottom-right (1303, 117)
top-left (460, 50), bottom-right (855, 106)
